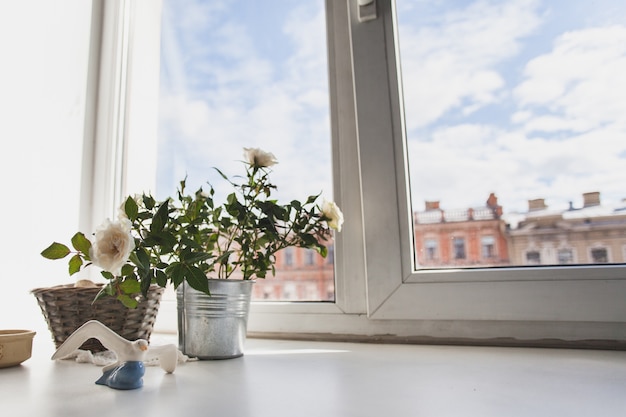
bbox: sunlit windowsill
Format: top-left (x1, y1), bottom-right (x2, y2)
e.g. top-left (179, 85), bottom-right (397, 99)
top-left (3, 334), bottom-right (626, 417)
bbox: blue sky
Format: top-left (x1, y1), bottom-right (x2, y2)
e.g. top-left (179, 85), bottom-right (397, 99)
top-left (156, 0), bottom-right (626, 215)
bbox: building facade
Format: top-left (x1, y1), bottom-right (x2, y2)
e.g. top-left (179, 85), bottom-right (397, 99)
top-left (413, 193), bottom-right (510, 268)
top-left (251, 245), bottom-right (335, 301)
top-left (507, 192), bottom-right (626, 266)
top-left (248, 192), bottom-right (626, 301)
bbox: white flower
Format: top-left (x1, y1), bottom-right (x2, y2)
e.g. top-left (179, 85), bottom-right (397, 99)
top-left (321, 200), bottom-right (344, 232)
top-left (243, 147), bottom-right (278, 168)
top-left (117, 204), bottom-right (133, 231)
top-left (90, 219), bottom-right (135, 276)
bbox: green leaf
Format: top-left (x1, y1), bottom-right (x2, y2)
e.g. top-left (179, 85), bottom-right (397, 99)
top-left (184, 265), bottom-right (210, 295)
top-left (306, 193), bottom-right (321, 204)
top-left (129, 248), bottom-right (150, 271)
top-left (124, 196), bottom-right (139, 221)
top-left (119, 278), bottom-right (141, 294)
top-left (213, 167), bottom-right (230, 181)
top-left (137, 248), bottom-right (151, 271)
top-left (100, 270), bottom-right (114, 280)
top-left (155, 269), bottom-right (168, 287)
top-left (117, 294), bottom-right (139, 309)
top-left (290, 200), bottom-right (302, 210)
top-left (181, 251), bottom-right (212, 264)
top-left (165, 262), bottom-right (185, 287)
top-left (120, 263), bottom-right (135, 276)
top-left (140, 269), bottom-right (153, 296)
top-left (70, 232), bottom-right (91, 257)
top-left (151, 201), bottom-right (170, 233)
top-left (41, 242), bottom-right (71, 260)
top-left (68, 254), bottom-right (83, 275)
top-left (142, 194), bottom-right (156, 210)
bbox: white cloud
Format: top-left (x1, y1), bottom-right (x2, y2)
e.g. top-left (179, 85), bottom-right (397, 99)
top-left (399, 0), bottom-right (544, 129)
top-left (157, 1), bottom-right (333, 203)
top-left (515, 25), bottom-right (626, 132)
top-left (410, 118), bottom-right (626, 212)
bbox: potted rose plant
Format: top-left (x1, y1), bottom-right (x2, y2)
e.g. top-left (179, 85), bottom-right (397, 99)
top-left (176, 147), bottom-right (343, 359)
top-left (36, 179), bottom-right (217, 350)
top-left (39, 147), bottom-right (343, 358)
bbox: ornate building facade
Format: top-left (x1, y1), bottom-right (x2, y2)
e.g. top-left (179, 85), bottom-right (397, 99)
top-left (413, 193), bottom-right (510, 267)
top-left (507, 192), bottom-right (626, 265)
top-left (249, 192), bottom-right (626, 301)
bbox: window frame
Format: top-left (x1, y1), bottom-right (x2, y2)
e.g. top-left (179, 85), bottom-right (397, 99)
top-left (95, 0), bottom-right (626, 344)
top-left (251, 0), bottom-right (626, 341)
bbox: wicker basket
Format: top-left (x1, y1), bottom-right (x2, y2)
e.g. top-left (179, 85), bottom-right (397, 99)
top-left (32, 284), bottom-right (164, 352)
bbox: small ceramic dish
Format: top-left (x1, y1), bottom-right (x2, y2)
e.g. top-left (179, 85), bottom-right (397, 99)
top-left (0, 330), bottom-right (36, 368)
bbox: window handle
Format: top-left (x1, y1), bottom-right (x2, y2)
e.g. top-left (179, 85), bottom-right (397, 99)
top-left (358, 0), bottom-right (377, 22)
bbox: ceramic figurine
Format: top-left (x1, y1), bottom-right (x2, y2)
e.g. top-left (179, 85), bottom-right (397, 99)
top-left (52, 320), bottom-right (178, 390)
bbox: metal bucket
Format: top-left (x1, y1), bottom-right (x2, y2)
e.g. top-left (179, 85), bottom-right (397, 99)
top-left (177, 279), bottom-right (254, 359)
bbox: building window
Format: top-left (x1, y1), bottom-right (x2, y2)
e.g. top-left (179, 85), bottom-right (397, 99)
top-left (305, 249), bottom-right (315, 266)
top-left (590, 248), bottom-right (608, 263)
top-left (283, 247), bottom-right (294, 267)
top-left (557, 249), bottom-right (574, 264)
top-left (526, 251), bottom-right (541, 265)
top-left (424, 238), bottom-right (438, 261)
top-left (282, 282), bottom-right (297, 300)
top-left (326, 245), bottom-right (334, 265)
top-left (453, 237), bottom-right (466, 260)
top-left (481, 236), bottom-right (495, 259)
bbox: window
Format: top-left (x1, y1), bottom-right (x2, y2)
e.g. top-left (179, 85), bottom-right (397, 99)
top-left (108, 0), bottom-right (626, 343)
top-left (305, 249), bottom-right (316, 266)
top-left (326, 245), bottom-right (334, 265)
top-left (397, 0), bottom-right (626, 269)
top-left (591, 248), bottom-right (608, 263)
top-left (526, 251), bottom-right (541, 265)
top-left (283, 247), bottom-right (294, 267)
top-left (557, 249), bottom-right (574, 264)
top-left (453, 237), bottom-right (466, 260)
top-left (424, 238), bottom-right (438, 261)
top-left (156, 0), bottom-right (334, 302)
top-left (481, 236), bottom-right (495, 259)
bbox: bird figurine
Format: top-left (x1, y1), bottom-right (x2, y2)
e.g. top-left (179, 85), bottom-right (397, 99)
top-left (52, 320), bottom-right (178, 390)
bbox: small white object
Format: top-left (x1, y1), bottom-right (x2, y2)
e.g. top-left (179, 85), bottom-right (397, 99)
top-left (52, 320), bottom-right (178, 374)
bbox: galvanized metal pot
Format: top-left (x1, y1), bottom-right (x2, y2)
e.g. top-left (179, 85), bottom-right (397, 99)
top-left (176, 279), bottom-right (254, 359)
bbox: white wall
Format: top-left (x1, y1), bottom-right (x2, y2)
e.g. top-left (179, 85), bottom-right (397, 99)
top-left (0, 1), bottom-right (92, 337)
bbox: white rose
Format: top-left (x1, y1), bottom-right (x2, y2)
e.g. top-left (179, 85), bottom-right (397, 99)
top-left (243, 147), bottom-right (278, 168)
top-left (90, 219), bottom-right (135, 276)
top-left (321, 200), bottom-right (344, 232)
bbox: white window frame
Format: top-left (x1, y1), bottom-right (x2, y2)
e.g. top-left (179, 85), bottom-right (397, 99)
top-left (90, 0), bottom-right (626, 344)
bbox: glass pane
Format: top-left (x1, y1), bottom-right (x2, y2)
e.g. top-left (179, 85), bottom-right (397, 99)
top-left (396, 0), bottom-right (626, 268)
top-left (158, 0), bottom-right (335, 300)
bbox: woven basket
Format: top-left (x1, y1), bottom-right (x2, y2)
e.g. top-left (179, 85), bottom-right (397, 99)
top-left (32, 284), bottom-right (164, 352)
